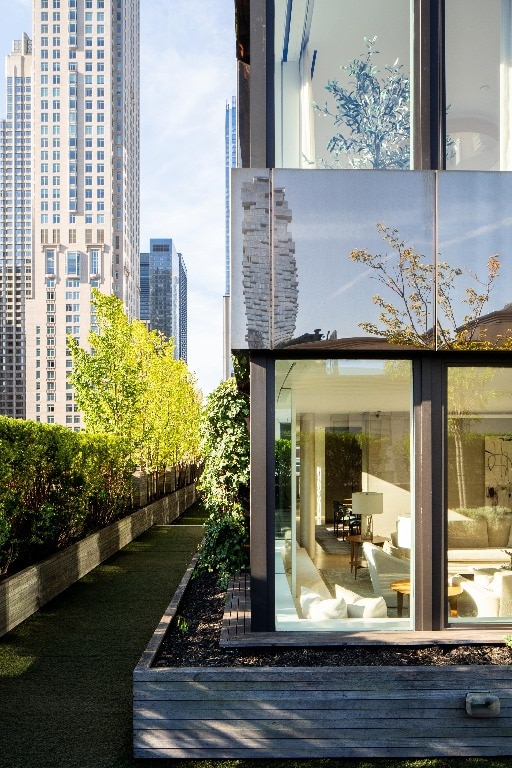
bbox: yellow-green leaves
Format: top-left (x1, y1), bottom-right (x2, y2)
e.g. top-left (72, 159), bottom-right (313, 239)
top-left (68, 290), bottom-right (201, 472)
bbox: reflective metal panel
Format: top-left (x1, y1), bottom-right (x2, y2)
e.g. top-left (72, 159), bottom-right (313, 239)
top-left (273, 170), bottom-right (435, 349)
top-left (437, 172), bottom-right (512, 347)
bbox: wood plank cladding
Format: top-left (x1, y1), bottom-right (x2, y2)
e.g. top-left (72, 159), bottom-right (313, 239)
top-left (133, 666), bottom-right (512, 758)
top-left (134, 570), bottom-right (512, 759)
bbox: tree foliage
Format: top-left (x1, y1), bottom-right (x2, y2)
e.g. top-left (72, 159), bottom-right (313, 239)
top-left (197, 371), bottom-right (250, 586)
top-left (68, 290), bottom-right (201, 471)
top-left (314, 37), bottom-right (410, 169)
top-left (350, 223), bottom-right (506, 349)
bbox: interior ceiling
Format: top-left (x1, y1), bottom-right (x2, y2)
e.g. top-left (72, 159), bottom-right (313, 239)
top-left (276, 359), bottom-right (412, 414)
top-left (276, 361), bottom-right (512, 417)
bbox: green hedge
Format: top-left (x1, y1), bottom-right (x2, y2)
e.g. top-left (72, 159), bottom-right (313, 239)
top-left (0, 417), bottom-right (134, 576)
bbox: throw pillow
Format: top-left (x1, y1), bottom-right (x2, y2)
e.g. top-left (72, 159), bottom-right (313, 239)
top-left (335, 584), bottom-right (388, 618)
top-left (300, 587), bottom-right (347, 620)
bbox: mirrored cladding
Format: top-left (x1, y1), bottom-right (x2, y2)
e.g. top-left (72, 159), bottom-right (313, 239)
top-left (230, 170), bottom-right (272, 350)
top-left (231, 169), bottom-right (512, 352)
top-left (273, 170), bottom-right (435, 350)
top-left (437, 173), bottom-right (512, 348)
top-left (274, 0), bottom-right (412, 169)
top-left (445, 0), bottom-right (511, 171)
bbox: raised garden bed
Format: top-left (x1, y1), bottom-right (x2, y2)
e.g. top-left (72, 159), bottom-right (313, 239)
top-left (133, 562), bottom-right (512, 759)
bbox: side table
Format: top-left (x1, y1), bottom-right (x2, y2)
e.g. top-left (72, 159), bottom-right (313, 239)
top-left (347, 534), bottom-right (387, 579)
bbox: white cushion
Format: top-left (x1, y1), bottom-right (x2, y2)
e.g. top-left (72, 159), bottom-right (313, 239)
top-left (335, 585), bottom-right (388, 618)
top-left (300, 587), bottom-right (347, 620)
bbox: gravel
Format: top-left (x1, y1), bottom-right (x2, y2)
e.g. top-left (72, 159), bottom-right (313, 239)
top-left (154, 570), bottom-right (512, 668)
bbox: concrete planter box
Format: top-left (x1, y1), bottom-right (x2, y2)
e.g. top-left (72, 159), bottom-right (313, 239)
top-left (0, 483), bottom-right (197, 638)
top-left (134, 563), bottom-right (512, 759)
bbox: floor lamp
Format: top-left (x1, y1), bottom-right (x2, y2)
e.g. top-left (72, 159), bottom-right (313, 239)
top-left (351, 492), bottom-right (384, 541)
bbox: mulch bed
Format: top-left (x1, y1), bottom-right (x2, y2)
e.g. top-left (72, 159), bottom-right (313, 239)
top-left (154, 570), bottom-right (512, 667)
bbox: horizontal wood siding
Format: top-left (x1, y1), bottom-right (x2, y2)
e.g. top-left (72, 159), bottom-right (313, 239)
top-left (134, 568), bottom-right (512, 759)
top-left (133, 666), bottom-right (512, 758)
top-left (0, 483), bottom-right (197, 638)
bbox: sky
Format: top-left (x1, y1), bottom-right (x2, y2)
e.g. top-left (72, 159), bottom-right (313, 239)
top-left (0, 0), bottom-right (236, 397)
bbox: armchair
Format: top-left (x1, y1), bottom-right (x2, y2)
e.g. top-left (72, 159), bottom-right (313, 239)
top-left (362, 541), bottom-right (410, 608)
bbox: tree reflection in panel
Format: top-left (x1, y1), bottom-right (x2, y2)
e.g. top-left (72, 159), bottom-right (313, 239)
top-left (447, 366), bottom-right (512, 623)
top-left (274, 358), bottom-right (413, 631)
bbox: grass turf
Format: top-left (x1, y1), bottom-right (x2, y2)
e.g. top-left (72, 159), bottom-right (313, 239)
top-left (0, 503), bottom-right (508, 768)
top-left (0, 522), bottom-right (203, 768)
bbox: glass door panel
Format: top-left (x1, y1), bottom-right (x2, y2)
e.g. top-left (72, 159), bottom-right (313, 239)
top-left (447, 365), bottom-right (512, 622)
top-left (275, 358), bottom-right (414, 631)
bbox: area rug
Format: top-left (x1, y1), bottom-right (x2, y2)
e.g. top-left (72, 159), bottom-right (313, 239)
top-left (315, 525), bottom-right (350, 554)
top-left (320, 565), bottom-right (374, 599)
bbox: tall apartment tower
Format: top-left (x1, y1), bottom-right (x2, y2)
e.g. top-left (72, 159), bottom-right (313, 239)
top-left (20, 0), bottom-right (140, 429)
top-left (0, 34), bottom-right (33, 419)
top-left (139, 238), bottom-right (187, 362)
top-left (223, 96), bottom-right (237, 380)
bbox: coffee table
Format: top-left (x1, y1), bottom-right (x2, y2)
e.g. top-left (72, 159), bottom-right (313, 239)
top-left (390, 580), bottom-right (463, 618)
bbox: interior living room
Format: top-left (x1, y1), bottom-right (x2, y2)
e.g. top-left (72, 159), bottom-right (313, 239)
top-left (273, 358), bottom-right (512, 631)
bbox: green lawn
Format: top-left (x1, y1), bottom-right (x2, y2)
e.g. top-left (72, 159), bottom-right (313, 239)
top-left (0, 505), bottom-right (508, 768)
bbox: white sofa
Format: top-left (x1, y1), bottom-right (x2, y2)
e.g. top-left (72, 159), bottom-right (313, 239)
top-left (362, 541), bottom-right (410, 608)
top-left (452, 569), bottom-right (512, 618)
top-left (391, 509), bottom-right (512, 574)
top-left (274, 542), bottom-right (405, 630)
top-left (447, 508), bottom-right (512, 573)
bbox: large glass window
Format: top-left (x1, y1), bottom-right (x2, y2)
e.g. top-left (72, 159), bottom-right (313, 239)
top-left (275, 358), bottom-right (413, 631)
top-left (447, 365), bottom-right (512, 623)
top-left (445, 0), bottom-right (512, 171)
top-left (274, 0), bottom-right (412, 169)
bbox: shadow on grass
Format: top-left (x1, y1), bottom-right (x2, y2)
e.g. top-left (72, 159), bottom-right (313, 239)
top-left (0, 525), bottom-right (202, 768)
top-left (1, 509), bottom-right (507, 768)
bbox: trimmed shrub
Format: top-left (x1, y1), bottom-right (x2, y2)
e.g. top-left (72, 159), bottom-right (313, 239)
top-left (0, 417), bottom-right (134, 575)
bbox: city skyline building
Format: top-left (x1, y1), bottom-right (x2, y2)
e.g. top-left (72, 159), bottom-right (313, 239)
top-left (0, 0), bottom-right (140, 429)
top-left (139, 237), bottom-right (187, 362)
top-left (0, 34), bottom-right (32, 418)
top-left (223, 96), bottom-right (236, 380)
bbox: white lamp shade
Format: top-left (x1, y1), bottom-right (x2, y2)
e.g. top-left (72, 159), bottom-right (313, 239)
top-left (351, 492), bottom-right (384, 517)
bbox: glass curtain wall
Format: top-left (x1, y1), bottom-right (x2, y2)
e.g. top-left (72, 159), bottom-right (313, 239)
top-left (445, 0), bottom-right (512, 171)
top-left (275, 358), bottom-right (414, 631)
top-left (274, 0), bottom-right (412, 169)
top-left (447, 365), bottom-right (512, 623)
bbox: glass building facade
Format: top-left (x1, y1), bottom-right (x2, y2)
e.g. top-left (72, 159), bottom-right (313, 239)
top-left (231, 1), bottom-right (512, 638)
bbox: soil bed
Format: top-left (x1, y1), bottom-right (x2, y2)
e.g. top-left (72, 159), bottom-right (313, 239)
top-left (154, 570), bottom-right (512, 668)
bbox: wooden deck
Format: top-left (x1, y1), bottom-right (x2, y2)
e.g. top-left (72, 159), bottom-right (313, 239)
top-left (134, 566), bottom-right (512, 758)
top-left (220, 571), bottom-right (251, 641)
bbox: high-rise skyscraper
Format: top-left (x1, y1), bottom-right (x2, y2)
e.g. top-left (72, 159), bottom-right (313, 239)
top-left (139, 238), bottom-right (187, 362)
top-left (0, 0), bottom-right (140, 429)
top-left (0, 34), bottom-right (33, 419)
top-left (223, 96), bottom-right (237, 380)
